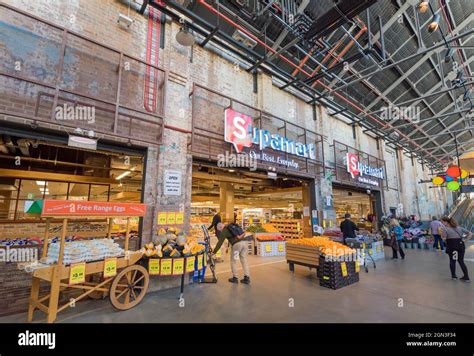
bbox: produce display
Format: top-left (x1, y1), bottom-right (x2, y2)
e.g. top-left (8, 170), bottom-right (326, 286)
top-left (245, 224), bottom-right (267, 233)
top-left (143, 228), bottom-right (206, 258)
top-left (261, 224), bottom-right (279, 232)
top-left (254, 234), bottom-right (284, 241)
top-left (287, 236), bottom-right (355, 257)
top-left (44, 238), bottom-right (124, 265)
top-left (270, 219), bottom-right (303, 239)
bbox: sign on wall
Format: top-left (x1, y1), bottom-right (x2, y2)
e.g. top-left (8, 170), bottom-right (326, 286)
top-left (164, 170), bottom-right (182, 196)
top-left (224, 108), bottom-right (316, 159)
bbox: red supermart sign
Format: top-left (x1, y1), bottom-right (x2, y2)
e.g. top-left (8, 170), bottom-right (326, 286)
top-left (223, 108), bottom-right (316, 159)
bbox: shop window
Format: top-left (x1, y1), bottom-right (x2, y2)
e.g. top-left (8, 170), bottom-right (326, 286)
top-left (18, 180), bottom-right (44, 200)
top-left (68, 183), bottom-right (90, 201)
top-left (89, 184), bottom-right (109, 201)
top-left (46, 181), bottom-right (68, 200)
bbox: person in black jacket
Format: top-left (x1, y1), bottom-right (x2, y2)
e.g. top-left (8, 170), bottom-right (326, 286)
top-left (208, 210), bottom-right (222, 237)
top-left (340, 213), bottom-right (359, 245)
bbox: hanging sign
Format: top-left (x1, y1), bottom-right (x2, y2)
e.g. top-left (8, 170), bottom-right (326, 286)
top-left (197, 255), bottom-right (203, 270)
top-left (160, 259), bottom-right (172, 275)
top-left (69, 263), bottom-right (86, 285)
top-left (175, 212), bottom-right (184, 224)
top-left (172, 258), bottom-right (184, 275)
top-left (103, 258), bottom-right (117, 278)
top-left (149, 259), bottom-right (160, 275)
top-left (186, 256), bottom-right (195, 272)
top-left (157, 212), bottom-right (167, 225)
top-left (346, 153), bottom-right (384, 180)
top-left (164, 170), bottom-right (182, 196)
top-left (167, 212), bottom-right (176, 225)
top-left (42, 200), bottom-right (146, 217)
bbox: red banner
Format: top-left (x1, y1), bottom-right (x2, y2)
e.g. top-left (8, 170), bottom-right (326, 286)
top-left (42, 200), bottom-right (147, 217)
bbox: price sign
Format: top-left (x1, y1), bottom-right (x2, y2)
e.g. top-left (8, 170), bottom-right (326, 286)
top-left (167, 212), bottom-right (176, 225)
top-left (103, 258), bottom-right (117, 278)
top-left (172, 258), bottom-right (184, 275)
top-left (197, 254), bottom-right (203, 270)
top-left (341, 262), bottom-right (348, 277)
top-left (376, 245), bottom-right (380, 253)
top-left (249, 218), bottom-right (253, 225)
top-left (157, 212), bottom-right (167, 225)
top-left (203, 253), bottom-right (207, 267)
top-left (69, 263), bottom-right (86, 285)
top-left (215, 249), bottom-right (222, 258)
top-left (265, 243), bottom-right (272, 253)
top-left (186, 256), bottom-right (195, 272)
top-left (297, 222), bottom-right (301, 232)
top-left (278, 243), bottom-right (284, 253)
top-left (160, 259), bottom-right (172, 275)
top-left (368, 249), bottom-right (373, 255)
top-left (355, 261), bottom-right (360, 273)
top-left (175, 212), bottom-right (184, 225)
top-left (149, 259), bottom-right (160, 275)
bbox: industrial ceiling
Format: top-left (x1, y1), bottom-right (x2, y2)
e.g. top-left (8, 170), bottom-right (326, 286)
top-left (146, 0), bottom-right (474, 170)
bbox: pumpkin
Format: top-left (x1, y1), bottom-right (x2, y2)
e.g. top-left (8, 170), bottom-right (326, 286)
top-left (176, 234), bottom-right (187, 246)
top-left (158, 228), bottom-right (167, 235)
top-left (155, 234), bottom-right (168, 246)
top-left (162, 244), bottom-right (173, 256)
top-left (170, 249), bottom-right (181, 258)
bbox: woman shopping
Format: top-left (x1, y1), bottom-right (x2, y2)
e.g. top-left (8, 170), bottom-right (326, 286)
top-left (390, 218), bottom-right (405, 260)
top-left (440, 216), bottom-right (472, 282)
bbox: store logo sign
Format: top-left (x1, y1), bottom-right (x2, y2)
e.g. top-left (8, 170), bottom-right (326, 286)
top-left (346, 153), bottom-right (384, 180)
top-left (224, 108), bottom-right (316, 159)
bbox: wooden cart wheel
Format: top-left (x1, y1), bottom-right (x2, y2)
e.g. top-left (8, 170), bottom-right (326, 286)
top-left (109, 264), bottom-right (149, 311)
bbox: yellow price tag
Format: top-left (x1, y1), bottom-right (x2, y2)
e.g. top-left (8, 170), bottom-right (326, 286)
top-left (186, 256), bottom-right (195, 272)
top-left (197, 255), bottom-right (203, 270)
top-left (203, 253), bottom-right (207, 267)
top-left (341, 262), bottom-right (348, 277)
top-left (103, 258), bottom-right (117, 278)
top-left (297, 222), bottom-right (301, 232)
top-left (167, 212), bottom-right (176, 225)
top-left (355, 261), bottom-right (360, 273)
top-left (368, 249), bottom-right (373, 255)
top-left (278, 243), bottom-right (284, 253)
top-left (69, 263), bottom-right (86, 285)
top-left (148, 259), bottom-right (160, 275)
top-left (157, 212), bottom-right (167, 225)
top-left (215, 249), bottom-right (222, 258)
top-left (160, 259), bottom-right (172, 275)
top-left (175, 212), bottom-right (184, 225)
top-left (172, 258), bottom-right (184, 275)
top-left (249, 218), bottom-right (253, 225)
top-left (265, 243), bottom-right (272, 253)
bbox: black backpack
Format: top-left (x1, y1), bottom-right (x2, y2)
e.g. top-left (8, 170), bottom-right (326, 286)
top-left (226, 223), bottom-right (244, 239)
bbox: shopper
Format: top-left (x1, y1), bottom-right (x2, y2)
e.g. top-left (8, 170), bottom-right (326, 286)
top-left (207, 210), bottom-right (222, 237)
top-left (429, 216), bottom-right (444, 250)
top-left (390, 218), bottom-right (405, 260)
top-left (214, 222), bottom-right (250, 284)
top-left (440, 216), bottom-right (472, 282)
top-left (340, 213), bottom-right (359, 245)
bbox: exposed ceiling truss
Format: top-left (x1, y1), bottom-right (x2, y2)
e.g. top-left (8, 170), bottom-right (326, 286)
top-left (147, 0), bottom-right (473, 170)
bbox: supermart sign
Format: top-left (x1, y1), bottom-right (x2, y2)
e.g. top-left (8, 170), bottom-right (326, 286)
top-left (224, 108), bottom-right (316, 160)
top-left (346, 153), bottom-right (385, 180)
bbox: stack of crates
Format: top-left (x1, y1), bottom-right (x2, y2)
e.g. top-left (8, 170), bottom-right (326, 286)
top-left (318, 255), bottom-right (359, 290)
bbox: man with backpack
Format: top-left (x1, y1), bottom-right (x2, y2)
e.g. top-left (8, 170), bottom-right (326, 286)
top-left (214, 222), bottom-right (250, 284)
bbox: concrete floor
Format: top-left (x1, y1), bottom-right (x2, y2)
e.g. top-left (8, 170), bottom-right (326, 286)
top-left (2, 243), bottom-right (473, 323)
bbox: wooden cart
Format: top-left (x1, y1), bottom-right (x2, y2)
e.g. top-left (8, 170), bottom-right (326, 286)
top-left (25, 200), bottom-right (149, 323)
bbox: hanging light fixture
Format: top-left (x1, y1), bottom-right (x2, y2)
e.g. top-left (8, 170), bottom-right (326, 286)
top-left (428, 13), bottom-right (440, 32)
top-left (176, 24), bottom-right (195, 47)
top-left (417, 1), bottom-right (429, 13)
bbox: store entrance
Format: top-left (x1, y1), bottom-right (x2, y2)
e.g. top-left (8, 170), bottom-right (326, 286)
top-left (190, 162), bottom-right (312, 241)
top-left (333, 187), bottom-right (377, 232)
